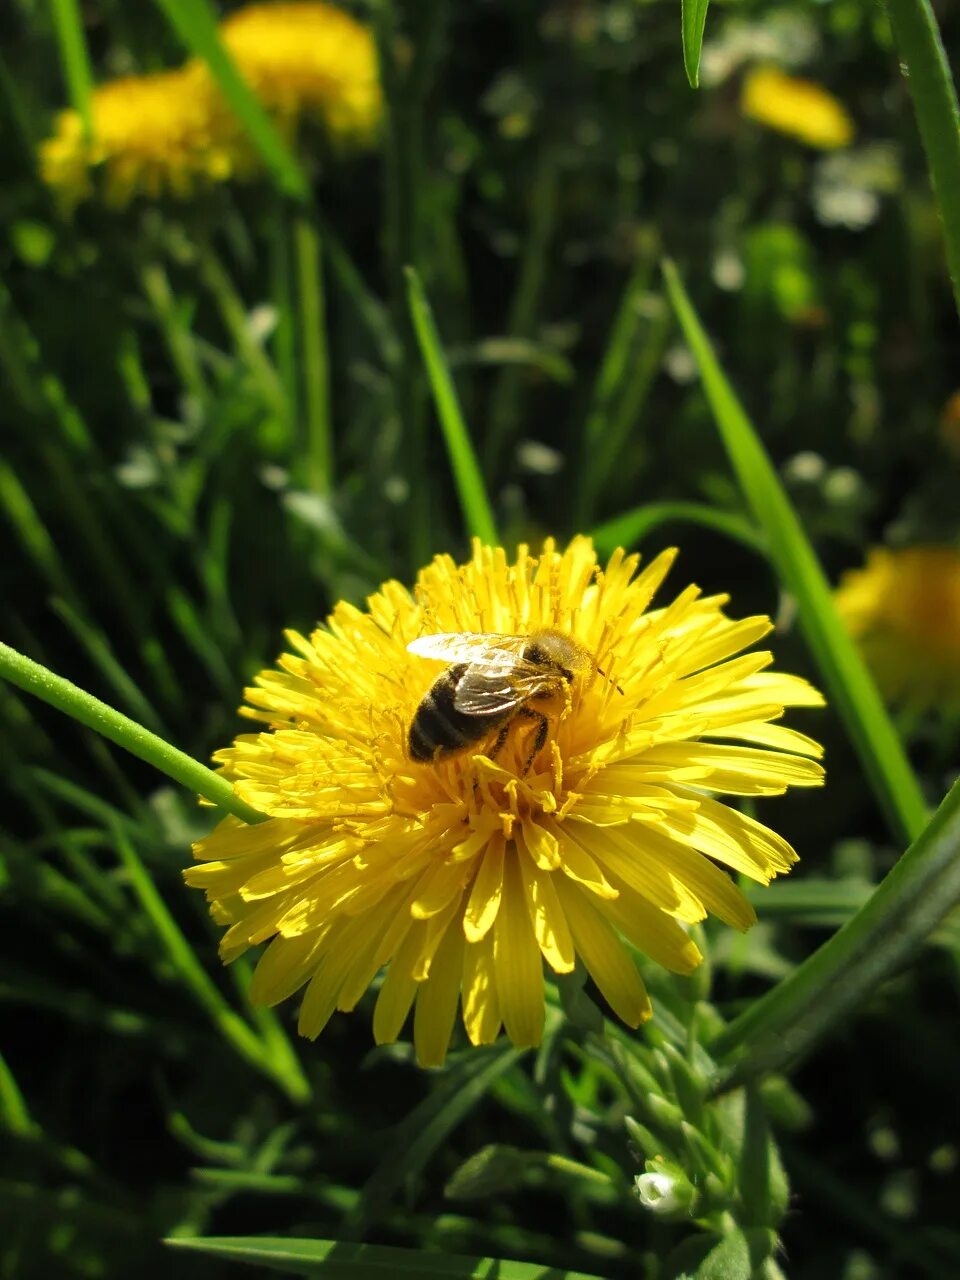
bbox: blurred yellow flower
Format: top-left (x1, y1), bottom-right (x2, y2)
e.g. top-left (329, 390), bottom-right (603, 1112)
top-left (39, 66), bottom-right (245, 210)
top-left (40, 2), bottom-right (380, 209)
top-left (742, 66), bottom-right (854, 150)
top-left (185, 538), bottom-right (824, 1067)
top-left (219, 2), bottom-right (382, 147)
top-left (835, 546), bottom-right (960, 707)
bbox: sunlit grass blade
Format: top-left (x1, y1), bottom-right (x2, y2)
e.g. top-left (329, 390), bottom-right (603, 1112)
top-left (405, 266), bottom-right (498, 545)
top-left (149, 0), bottom-right (308, 202)
top-left (50, 0), bottom-right (94, 139)
top-left (165, 1235), bottom-right (605, 1279)
top-left (110, 824), bottom-right (309, 1102)
top-left (0, 1051), bottom-right (32, 1134)
top-left (711, 774), bottom-right (960, 1086)
top-left (591, 501), bottom-right (765, 560)
top-left (0, 641), bottom-right (264, 825)
top-left (662, 260), bottom-right (928, 846)
top-left (681, 0), bottom-right (711, 89)
top-left (885, 0), bottom-right (960, 317)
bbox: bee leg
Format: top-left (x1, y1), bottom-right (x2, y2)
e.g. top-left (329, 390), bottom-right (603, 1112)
top-left (488, 720), bottom-right (512, 763)
top-left (516, 708), bottom-right (549, 775)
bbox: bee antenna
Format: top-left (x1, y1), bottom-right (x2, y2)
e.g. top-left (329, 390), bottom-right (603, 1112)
top-left (596, 664), bottom-right (625, 696)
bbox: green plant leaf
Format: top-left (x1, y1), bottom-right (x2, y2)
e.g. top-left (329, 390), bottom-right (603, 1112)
top-left (165, 1236), bottom-right (604, 1278)
top-left (348, 1043), bottom-right (525, 1232)
top-left (591, 502), bottom-right (765, 560)
top-left (405, 266), bottom-right (498, 546)
top-left (712, 773), bottom-right (960, 1084)
top-left (149, 0), bottom-right (308, 201)
top-left (662, 260), bottom-right (927, 847)
top-left (885, 0), bottom-right (960, 318)
top-left (681, 0), bottom-right (711, 89)
top-left (0, 641), bottom-right (264, 825)
top-left (49, 0), bottom-right (94, 138)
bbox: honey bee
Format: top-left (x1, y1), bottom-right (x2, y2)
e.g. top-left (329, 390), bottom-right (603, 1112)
top-left (406, 628), bottom-right (599, 771)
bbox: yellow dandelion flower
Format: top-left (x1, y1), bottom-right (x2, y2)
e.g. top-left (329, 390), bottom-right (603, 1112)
top-left (185, 539), bottom-right (824, 1067)
top-left (835, 546), bottom-right (960, 708)
top-left (741, 66), bottom-right (854, 150)
top-left (39, 65), bottom-right (247, 211)
top-left (219, 2), bottom-right (383, 147)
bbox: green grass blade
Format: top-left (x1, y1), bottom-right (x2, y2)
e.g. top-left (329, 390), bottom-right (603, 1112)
top-left (0, 641), bottom-right (265, 825)
top-left (294, 213), bottom-right (333, 494)
top-left (149, 0), bottom-right (308, 202)
top-left (885, 0), bottom-right (960, 317)
top-left (348, 1044), bottom-right (524, 1233)
top-left (712, 773), bottom-right (960, 1084)
top-left (681, 0), bottom-right (711, 89)
top-left (49, 0), bottom-right (95, 138)
top-left (165, 1235), bottom-right (605, 1279)
top-left (405, 267), bottom-right (498, 545)
top-left (662, 261), bottom-right (928, 846)
top-left (110, 824), bottom-right (307, 1100)
top-left (591, 501), bottom-right (765, 560)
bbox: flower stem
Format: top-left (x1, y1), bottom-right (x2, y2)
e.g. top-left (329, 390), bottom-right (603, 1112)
top-left (0, 641), bottom-right (265, 825)
top-left (711, 773), bottom-right (960, 1085)
top-left (885, 0), bottom-right (960, 318)
top-left (294, 211), bottom-right (333, 495)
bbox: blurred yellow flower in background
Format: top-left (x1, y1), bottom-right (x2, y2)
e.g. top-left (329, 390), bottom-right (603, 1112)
top-left (186, 539), bottom-right (824, 1067)
top-left (40, 1), bottom-right (380, 209)
top-left (220, 2), bottom-right (383, 148)
top-left (741, 66), bottom-right (854, 150)
top-left (40, 66), bottom-right (244, 210)
top-left (835, 546), bottom-right (960, 708)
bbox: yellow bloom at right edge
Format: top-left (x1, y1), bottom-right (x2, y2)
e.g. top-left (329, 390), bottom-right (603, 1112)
top-left (835, 546), bottom-right (960, 709)
top-left (742, 66), bottom-right (855, 150)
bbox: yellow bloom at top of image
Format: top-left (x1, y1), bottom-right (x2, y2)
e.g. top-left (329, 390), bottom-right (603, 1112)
top-left (741, 66), bottom-right (854, 150)
top-left (39, 65), bottom-right (247, 210)
top-left (835, 545), bottom-right (960, 708)
top-left (39, 2), bottom-right (380, 210)
top-left (185, 538), bottom-right (825, 1068)
top-left (219, 2), bottom-right (383, 146)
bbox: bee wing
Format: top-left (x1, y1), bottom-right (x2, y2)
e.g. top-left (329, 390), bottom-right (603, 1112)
top-left (407, 632), bottom-right (527, 672)
top-left (452, 667), bottom-right (549, 715)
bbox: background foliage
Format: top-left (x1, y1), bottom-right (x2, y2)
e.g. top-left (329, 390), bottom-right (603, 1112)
top-left (1, 0), bottom-right (959, 1277)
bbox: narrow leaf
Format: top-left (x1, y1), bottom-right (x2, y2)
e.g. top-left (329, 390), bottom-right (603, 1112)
top-left (50, 0), bottom-right (95, 138)
top-left (681, 0), bottom-right (711, 89)
top-left (662, 260), bottom-right (927, 847)
top-left (591, 501), bottom-right (765, 560)
top-left (165, 1236), bottom-right (604, 1279)
top-left (405, 267), bottom-right (498, 546)
top-left (712, 773), bottom-right (960, 1083)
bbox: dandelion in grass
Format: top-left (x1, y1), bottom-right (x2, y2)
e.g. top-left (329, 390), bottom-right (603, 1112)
top-left (40, 67), bottom-right (244, 210)
top-left (835, 546), bottom-right (960, 709)
top-left (218, 2), bottom-right (382, 148)
top-left (741, 66), bottom-right (854, 150)
top-left (185, 539), bottom-right (824, 1067)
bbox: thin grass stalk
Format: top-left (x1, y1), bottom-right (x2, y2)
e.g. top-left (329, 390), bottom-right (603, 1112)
top-left (293, 211), bottom-right (333, 495)
top-left (110, 825), bottom-right (308, 1102)
top-left (269, 195), bottom-right (300, 438)
top-left (140, 260), bottom-right (208, 404)
top-left (194, 235), bottom-right (288, 416)
top-left (0, 641), bottom-right (265, 825)
top-left (49, 0), bottom-right (95, 140)
top-left (404, 267), bottom-right (498, 544)
top-left (885, 0), bottom-right (960, 317)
